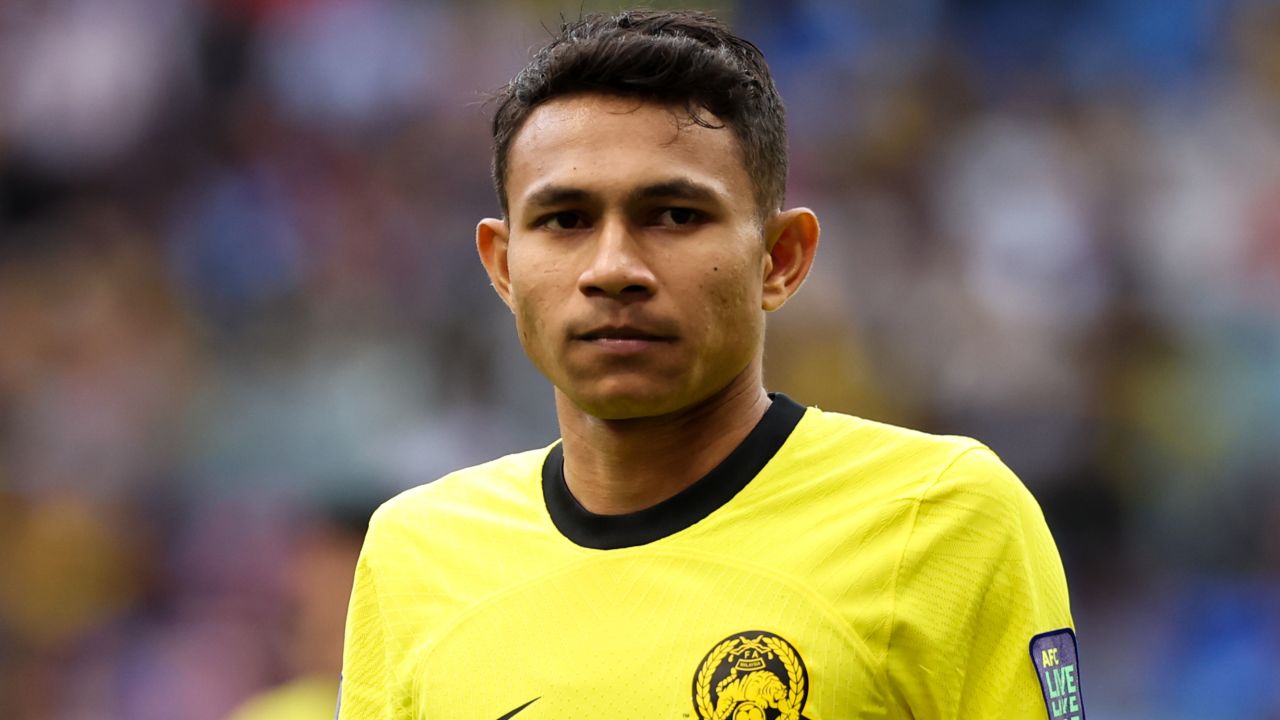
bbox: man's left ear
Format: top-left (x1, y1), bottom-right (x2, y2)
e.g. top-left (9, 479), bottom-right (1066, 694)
top-left (761, 207), bottom-right (820, 311)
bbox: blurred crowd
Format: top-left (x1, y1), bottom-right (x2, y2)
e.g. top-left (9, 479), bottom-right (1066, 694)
top-left (1, 0), bottom-right (1278, 718)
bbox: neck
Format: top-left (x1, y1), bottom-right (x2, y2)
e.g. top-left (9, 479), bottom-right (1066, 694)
top-left (555, 365), bottom-right (771, 515)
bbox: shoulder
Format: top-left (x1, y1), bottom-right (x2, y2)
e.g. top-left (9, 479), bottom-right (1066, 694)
top-left (796, 405), bottom-right (982, 457)
top-left (787, 404), bottom-right (1049, 542)
top-left (365, 444), bottom-right (554, 542)
top-left (785, 404), bottom-right (1007, 498)
top-left (226, 678), bottom-right (338, 720)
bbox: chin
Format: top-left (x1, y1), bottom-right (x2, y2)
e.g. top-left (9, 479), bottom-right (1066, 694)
top-left (565, 384), bottom-right (685, 421)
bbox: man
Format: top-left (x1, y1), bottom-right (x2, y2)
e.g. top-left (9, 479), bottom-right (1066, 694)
top-left (339, 10), bottom-right (1082, 720)
top-left (229, 503), bottom-right (369, 720)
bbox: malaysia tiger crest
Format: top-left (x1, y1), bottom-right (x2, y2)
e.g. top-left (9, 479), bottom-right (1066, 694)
top-left (692, 631), bottom-right (810, 720)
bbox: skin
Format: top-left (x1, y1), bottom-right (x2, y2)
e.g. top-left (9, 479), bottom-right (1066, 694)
top-left (477, 94), bottom-right (819, 515)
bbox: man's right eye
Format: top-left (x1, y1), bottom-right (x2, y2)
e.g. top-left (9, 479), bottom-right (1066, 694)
top-left (541, 211), bottom-right (588, 230)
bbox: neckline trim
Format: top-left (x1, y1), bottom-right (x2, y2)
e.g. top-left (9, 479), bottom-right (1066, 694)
top-left (541, 393), bottom-right (807, 550)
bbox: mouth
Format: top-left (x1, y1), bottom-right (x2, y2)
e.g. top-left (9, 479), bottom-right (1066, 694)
top-left (576, 326), bottom-right (675, 342)
top-left (572, 325), bottom-right (677, 351)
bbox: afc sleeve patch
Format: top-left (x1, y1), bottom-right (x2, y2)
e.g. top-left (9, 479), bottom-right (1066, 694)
top-left (1029, 629), bottom-right (1084, 720)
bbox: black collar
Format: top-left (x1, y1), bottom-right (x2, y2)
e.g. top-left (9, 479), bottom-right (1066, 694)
top-left (541, 393), bottom-right (806, 550)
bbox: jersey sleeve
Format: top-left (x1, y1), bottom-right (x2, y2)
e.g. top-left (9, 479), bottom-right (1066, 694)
top-left (337, 509), bottom-right (410, 720)
top-left (884, 445), bottom-right (1075, 719)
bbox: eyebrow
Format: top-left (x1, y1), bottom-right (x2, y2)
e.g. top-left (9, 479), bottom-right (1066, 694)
top-left (524, 185), bottom-right (593, 209)
top-left (522, 178), bottom-right (722, 210)
top-left (629, 179), bottom-right (719, 204)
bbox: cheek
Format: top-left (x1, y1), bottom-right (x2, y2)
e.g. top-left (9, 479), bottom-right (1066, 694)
top-left (698, 258), bottom-right (765, 340)
top-left (507, 255), bottom-right (556, 339)
top-left (513, 293), bottom-right (551, 350)
top-left (511, 296), bottom-right (561, 380)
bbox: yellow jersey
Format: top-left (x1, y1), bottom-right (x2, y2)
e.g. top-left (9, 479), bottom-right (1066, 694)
top-left (338, 395), bottom-right (1079, 719)
top-left (228, 677), bottom-right (341, 720)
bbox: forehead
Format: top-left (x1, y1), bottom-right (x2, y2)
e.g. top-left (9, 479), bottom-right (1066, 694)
top-left (505, 94), bottom-right (754, 209)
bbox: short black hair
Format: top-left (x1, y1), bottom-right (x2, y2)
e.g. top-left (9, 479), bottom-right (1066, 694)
top-left (490, 10), bottom-right (787, 217)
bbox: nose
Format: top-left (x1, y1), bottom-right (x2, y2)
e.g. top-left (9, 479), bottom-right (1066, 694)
top-left (577, 217), bottom-right (656, 300)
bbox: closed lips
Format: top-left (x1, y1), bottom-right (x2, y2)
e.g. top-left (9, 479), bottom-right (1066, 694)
top-left (577, 327), bottom-right (675, 341)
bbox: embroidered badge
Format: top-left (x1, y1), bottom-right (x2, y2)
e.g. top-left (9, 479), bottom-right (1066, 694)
top-left (1030, 629), bottom-right (1085, 719)
top-left (692, 630), bottom-right (810, 720)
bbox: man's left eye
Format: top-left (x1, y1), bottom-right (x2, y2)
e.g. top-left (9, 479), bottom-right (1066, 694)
top-left (657, 208), bottom-right (701, 226)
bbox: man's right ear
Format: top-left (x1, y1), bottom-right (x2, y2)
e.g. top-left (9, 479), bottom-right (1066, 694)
top-left (476, 218), bottom-right (514, 311)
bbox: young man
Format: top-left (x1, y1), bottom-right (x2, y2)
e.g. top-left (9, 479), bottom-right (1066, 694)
top-left (339, 10), bottom-right (1082, 720)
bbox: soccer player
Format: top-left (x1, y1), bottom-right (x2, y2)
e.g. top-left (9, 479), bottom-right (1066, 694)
top-left (338, 10), bottom-right (1082, 720)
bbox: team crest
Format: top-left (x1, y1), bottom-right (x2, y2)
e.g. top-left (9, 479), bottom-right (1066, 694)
top-left (692, 630), bottom-right (809, 720)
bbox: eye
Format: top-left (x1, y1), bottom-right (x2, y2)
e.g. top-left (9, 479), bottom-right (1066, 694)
top-left (540, 211), bottom-right (589, 230)
top-left (656, 207), bottom-right (702, 227)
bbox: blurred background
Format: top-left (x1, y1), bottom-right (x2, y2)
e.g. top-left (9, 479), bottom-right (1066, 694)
top-left (1, 0), bottom-right (1278, 717)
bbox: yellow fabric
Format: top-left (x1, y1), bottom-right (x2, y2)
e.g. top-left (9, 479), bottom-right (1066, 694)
top-left (228, 676), bottom-right (340, 720)
top-left (339, 405), bottom-right (1073, 719)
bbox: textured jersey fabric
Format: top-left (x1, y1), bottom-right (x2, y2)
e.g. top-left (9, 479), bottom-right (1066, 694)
top-left (338, 395), bottom-right (1074, 719)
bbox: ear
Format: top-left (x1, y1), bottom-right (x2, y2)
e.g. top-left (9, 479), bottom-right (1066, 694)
top-left (761, 207), bottom-right (819, 311)
top-left (476, 217), bottom-right (514, 311)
